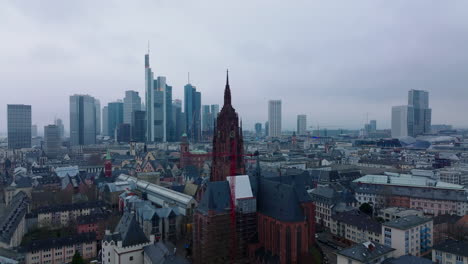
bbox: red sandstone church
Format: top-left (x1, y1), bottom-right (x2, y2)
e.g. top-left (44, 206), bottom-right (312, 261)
top-left (192, 73), bottom-right (316, 264)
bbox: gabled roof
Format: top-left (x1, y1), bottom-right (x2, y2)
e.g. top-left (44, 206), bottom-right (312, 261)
top-left (20, 232), bottom-right (96, 252)
top-left (111, 211), bottom-right (149, 247)
top-left (143, 241), bottom-right (189, 264)
top-left (382, 255), bottom-right (433, 264)
top-left (432, 239), bottom-right (468, 257)
top-left (197, 181), bottom-right (231, 215)
top-left (332, 210), bottom-right (381, 234)
top-left (257, 177), bottom-right (310, 222)
top-left (383, 215), bottom-right (431, 230)
top-left (337, 241), bottom-right (395, 263)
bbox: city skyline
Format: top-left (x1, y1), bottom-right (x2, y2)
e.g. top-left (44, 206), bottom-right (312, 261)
top-left (2, 1), bottom-right (468, 133)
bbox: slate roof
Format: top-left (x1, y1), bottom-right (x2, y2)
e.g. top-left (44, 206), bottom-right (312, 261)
top-left (353, 183), bottom-right (467, 202)
top-left (20, 232), bottom-right (96, 252)
top-left (33, 201), bottom-right (105, 214)
top-left (432, 239), bottom-right (468, 257)
top-left (14, 176), bottom-right (32, 188)
top-left (76, 212), bottom-right (110, 225)
top-left (382, 255), bottom-right (433, 264)
top-left (383, 215), bottom-right (431, 230)
top-left (143, 241), bottom-right (189, 264)
top-left (332, 210), bottom-right (382, 234)
top-left (433, 214), bottom-right (461, 225)
top-left (337, 241), bottom-right (395, 263)
top-left (0, 192), bottom-right (30, 245)
top-left (197, 181), bottom-right (231, 215)
top-left (105, 211), bottom-right (149, 247)
top-left (256, 177), bottom-right (311, 222)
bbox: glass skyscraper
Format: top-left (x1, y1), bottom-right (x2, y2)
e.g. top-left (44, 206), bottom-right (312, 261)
top-left (124, 90), bottom-right (141, 125)
top-left (184, 83), bottom-right (201, 142)
top-left (408, 90), bottom-right (431, 136)
top-left (44, 124), bottom-right (61, 158)
top-left (70, 95), bottom-right (97, 146)
top-left (7, 104), bottom-right (32, 149)
top-left (107, 101), bottom-right (124, 139)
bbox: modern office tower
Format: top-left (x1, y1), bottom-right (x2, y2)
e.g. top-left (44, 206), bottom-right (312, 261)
top-left (297, 114), bottom-right (307, 135)
top-left (370, 120), bottom-right (377, 132)
top-left (132, 110), bottom-right (146, 142)
top-left (70, 95), bottom-right (97, 146)
top-left (7, 104), bottom-right (32, 149)
top-left (193, 91), bottom-right (201, 141)
top-left (94, 99), bottom-right (101, 135)
top-left (153, 77), bottom-right (167, 142)
top-left (391, 105), bottom-right (414, 138)
top-left (202, 105), bottom-right (213, 137)
top-left (408, 89), bottom-right (431, 135)
top-left (31, 124), bottom-right (38, 137)
top-left (44, 125), bottom-right (61, 158)
top-left (172, 100), bottom-right (184, 141)
top-left (265, 121), bottom-right (269, 137)
top-left (184, 83), bottom-right (202, 142)
top-left (107, 101), bottom-right (124, 139)
top-left (116, 123), bottom-right (131, 143)
top-left (268, 100), bottom-right (282, 138)
top-left (210, 104), bottom-right (220, 118)
top-left (123, 90), bottom-right (141, 125)
top-left (255, 123), bottom-right (262, 136)
top-left (145, 53), bottom-right (155, 142)
top-left (165, 85), bottom-right (173, 141)
top-left (54, 118), bottom-right (65, 139)
top-left (102, 106), bottom-right (108, 136)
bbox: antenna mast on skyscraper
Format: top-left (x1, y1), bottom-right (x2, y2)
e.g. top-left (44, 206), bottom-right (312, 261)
top-left (188, 72), bottom-right (190, 84)
top-left (147, 40), bottom-right (150, 54)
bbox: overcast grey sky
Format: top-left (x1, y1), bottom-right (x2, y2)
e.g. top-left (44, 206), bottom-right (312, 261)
top-left (1, 0), bottom-right (468, 134)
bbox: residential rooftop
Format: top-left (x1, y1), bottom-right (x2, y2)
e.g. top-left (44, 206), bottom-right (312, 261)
top-left (383, 215), bottom-right (431, 230)
top-left (20, 232), bottom-right (96, 252)
top-left (337, 241), bottom-right (395, 263)
top-left (432, 239), bottom-right (468, 257)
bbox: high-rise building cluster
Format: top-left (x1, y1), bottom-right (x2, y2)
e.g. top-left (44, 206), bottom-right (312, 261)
top-left (392, 89), bottom-right (432, 138)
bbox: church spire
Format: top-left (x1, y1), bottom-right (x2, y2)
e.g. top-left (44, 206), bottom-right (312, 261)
top-left (224, 69), bottom-right (231, 106)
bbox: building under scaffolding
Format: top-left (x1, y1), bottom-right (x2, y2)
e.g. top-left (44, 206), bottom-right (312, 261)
top-left (192, 176), bottom-right (257, 264)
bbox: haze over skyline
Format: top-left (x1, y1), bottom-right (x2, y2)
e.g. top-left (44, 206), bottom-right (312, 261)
top-left (1, 0), bottom-right (468, 134)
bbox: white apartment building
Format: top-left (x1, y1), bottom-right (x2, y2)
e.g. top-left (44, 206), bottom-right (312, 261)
top-left (382, 215), bottom-right (432, 257)
top-left (24, 233), bottom-right (97, 264)
top-left (432, 240), bottom-right (468, 264)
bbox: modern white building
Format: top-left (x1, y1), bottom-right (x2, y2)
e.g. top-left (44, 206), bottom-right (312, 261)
top-left (268, 100), bottom-right (282, 138)
top-left (391, 105), bottom-right (414, 138)
top-left (382, 215), bottom-right (432, 257)
top-left (378, 207), bottom-right (423, 222)
top-left (297, 114), bottom-right (307, 135)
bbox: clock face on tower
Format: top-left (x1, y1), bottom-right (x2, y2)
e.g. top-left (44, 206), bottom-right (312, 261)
top-left (230, 131), bottom-right (235, 138)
